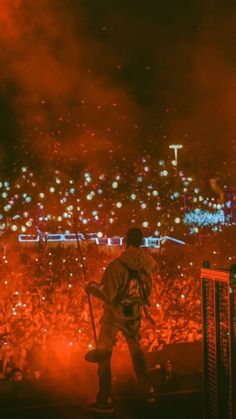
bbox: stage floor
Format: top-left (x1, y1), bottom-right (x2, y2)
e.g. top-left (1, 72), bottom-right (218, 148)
top-left (0, 389), bottom-right (202, 419)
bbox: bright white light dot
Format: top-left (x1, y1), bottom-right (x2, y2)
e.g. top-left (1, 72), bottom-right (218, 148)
top-left (162, 170), bottom-right (168, 176)
top-left (171, 160), bottom-right (177, 166)
top-left (63, 212), bottom-right (68, 218)
top-left (25, 196), bottom-right (32, 203)
top-left (97, 189), bottom-right (103, 194)
top-left (4, 205), bottom-right (11, 212)
top-left (2, 192), bottom-right (8, 198)
top-left (152, 190), bottom-right (158, 196)
top-left (21, 167), bottom-right (27, 172)
top-left (137, 176), bottom-right (143, 182)
top-left (70, 188), bottom-right (75, 194)
top-left (141, 203), bottom-right (147, 209)
top-left (142, 221), bottom-right (149, 227)
top-left (159, 160), bottom-right (164, 166)
top-left (11, 225), bottom-right (17, 231)
top-left (112, 181), bottom-right (118, 189)
top-left (49, 187), bottom-right (55, 193)
top-left (97, 232), bottom-right (103, 238)
top-left (82, 219), bottom-right (88, 224)
top-left (26, 220), bottom-right (32, 227)
top-left (130, 194), bottom-right (136, 200)
top-left (109, 218), bottom-right (114, 223)
top-left (154, 230), bottom-right (160, 236)
top-left (175, 217), bottom-right (181, 224)
top-left (144, 166), bottom-right (149, 172)
top-left (116, 202), bottom-right (122, 208)
top-left (86, 193), bottom-right (93, 200)
top-left (39, 193), bottom-right (45, 198)
top-left (21, 226), bottom-right (26, 232)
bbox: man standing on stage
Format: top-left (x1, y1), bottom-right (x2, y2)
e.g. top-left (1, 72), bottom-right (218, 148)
top-left (84, 227), bottom-right (159, 414)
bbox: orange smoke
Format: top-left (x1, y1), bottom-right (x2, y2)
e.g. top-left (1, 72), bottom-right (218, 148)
top-left (0, 0), bottom-right (139, 167)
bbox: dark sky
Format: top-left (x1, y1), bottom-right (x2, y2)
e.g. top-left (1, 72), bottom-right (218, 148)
top-left (0, 0), bottom-right (235, 181)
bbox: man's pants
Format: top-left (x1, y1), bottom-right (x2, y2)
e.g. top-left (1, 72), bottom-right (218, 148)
top-left (96, 314), bottom-right (152, 401)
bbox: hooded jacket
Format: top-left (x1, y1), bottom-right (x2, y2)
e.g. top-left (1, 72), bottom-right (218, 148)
top-left (89, 247), bottom-right (159, 322)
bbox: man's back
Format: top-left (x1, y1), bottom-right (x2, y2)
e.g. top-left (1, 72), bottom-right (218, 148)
top-left (100, 247), bottom-right (158, 322)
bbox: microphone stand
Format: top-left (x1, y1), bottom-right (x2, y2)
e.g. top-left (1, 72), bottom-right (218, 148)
top-left (73, 219), bottom-right (110, 363)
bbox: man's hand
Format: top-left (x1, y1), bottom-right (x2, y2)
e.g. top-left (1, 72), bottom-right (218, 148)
top-left (84, 281), bottom-right (97, 294)
top-left (84, 281), bottom-right (107, 302)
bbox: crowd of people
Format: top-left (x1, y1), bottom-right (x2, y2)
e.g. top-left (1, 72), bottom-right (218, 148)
top-left (1, 219), bottom-right (235, 383)
top-left (0, 239), bottom-right (205, 383)
top-left (0, 154), bottom-right (228, 241)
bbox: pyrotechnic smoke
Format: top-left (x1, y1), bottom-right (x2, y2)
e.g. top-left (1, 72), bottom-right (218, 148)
top-left (0, 0), bottom-right (139, 171)
top-left (0, 1), bottom-right (235, 181)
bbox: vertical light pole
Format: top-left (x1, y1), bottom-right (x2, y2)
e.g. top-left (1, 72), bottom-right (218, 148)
top-left (169, 144), bottom-right (183, 165)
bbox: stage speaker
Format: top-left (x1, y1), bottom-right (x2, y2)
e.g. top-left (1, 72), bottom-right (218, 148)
top-left (145, 341), bottom-right (202, 375)
top-left (162, 341), bottom-right (202, 375)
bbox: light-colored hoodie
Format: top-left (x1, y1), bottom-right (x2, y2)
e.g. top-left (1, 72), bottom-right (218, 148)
top-left (90, 247), bottom-right (159, 322)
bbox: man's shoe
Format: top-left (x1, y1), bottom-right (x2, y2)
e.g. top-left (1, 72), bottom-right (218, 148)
top-left (83, 398), bottom-right (114, 414)
top-left (145, 387), bottom-right (156, 403)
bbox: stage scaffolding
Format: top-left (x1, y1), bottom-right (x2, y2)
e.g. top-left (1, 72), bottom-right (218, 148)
top-left (201, 263), bottom-right (236, 419)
